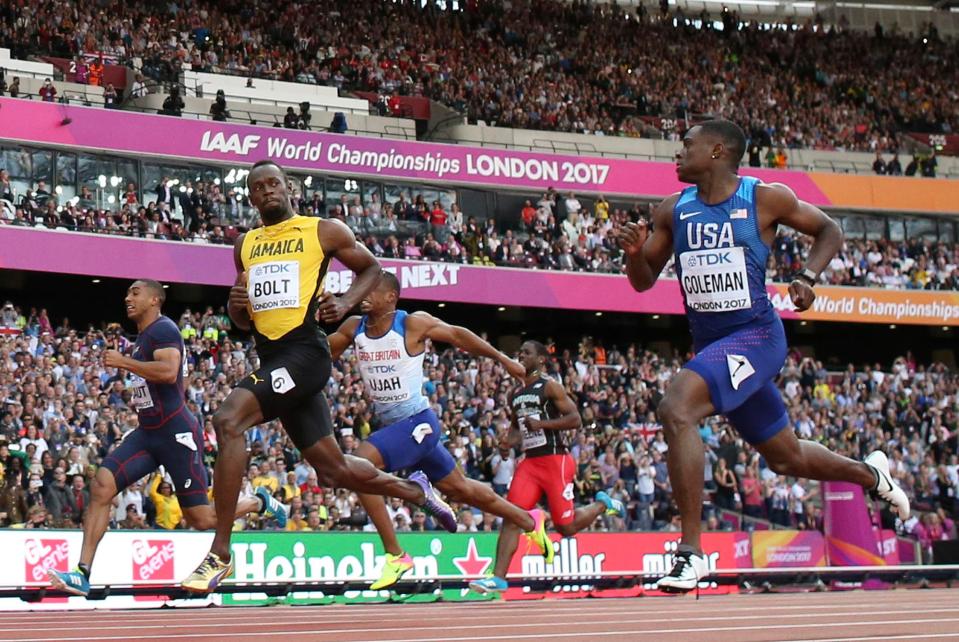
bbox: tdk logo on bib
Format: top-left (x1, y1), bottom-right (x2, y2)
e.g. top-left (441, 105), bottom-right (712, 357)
top-left (253, 263), bottom-right (292, 275)
top-left (686, 252), bottom-right (733, 268)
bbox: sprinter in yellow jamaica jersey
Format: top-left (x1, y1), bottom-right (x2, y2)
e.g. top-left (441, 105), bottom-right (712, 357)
top-left (183, 160), bottom-right (456, 593)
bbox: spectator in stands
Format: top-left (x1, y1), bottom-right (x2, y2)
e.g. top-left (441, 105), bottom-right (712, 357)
top-left (0, 69), bottom-right (6, 96)
top-left (7, 76), bottom-right (18, 98)
top-left (747, 141), bottom-right (762, 168)
top-left (160, 87), bottom-right (184, 117)
top-left (922, 152), bottom-right (938, 178)
top-left (0, 467), bottom-right (28, 526)
top-left (887, 155), bottom-right (903, 176)
top-left (905, 155), bottom-right (920, 176)
top-left (490, 442), bottom-right (515, 497)
top-left (872, 152), bottom-right (887, 175)
top-left (283, 106), bottom-right (299, 129)
top-left (329, 112), bottom-right (348, 133)
top-left (74, 57), bottom-right (89, 85)
top-left (210, 89), bottom-right (230, 121)
top-left (88, 57), bottom-right (104, 87)
top-left (297, 102), bottom-right (311, 129)
top-left (44, 467), bottom-right (77, 527)
top-left (130, 74), bottom-right (148, 98)
top-left (38, 78), bottom-right (57, 102)
top-left (119, 503), bottom-right (148, 529)
top-left (149, 473), bottom-right (182, 530)
top-left (103, 83), bottom-right (120, 109)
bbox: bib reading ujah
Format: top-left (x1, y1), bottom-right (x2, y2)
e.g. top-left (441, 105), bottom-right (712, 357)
top-left (679, 246), bottom-right (751, 312)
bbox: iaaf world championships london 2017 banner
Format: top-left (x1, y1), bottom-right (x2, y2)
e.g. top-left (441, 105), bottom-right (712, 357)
top-left (0, 98), bottom-right (831, 202)
top-left (2, 226), bottom-right (958, 326)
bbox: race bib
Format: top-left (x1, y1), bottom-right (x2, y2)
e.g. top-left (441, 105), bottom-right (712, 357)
top-left (129, 375), bottom-right (154, 410)
top-left (519, 412), bottom-right (547, 450)
top-left (679, 247), bottom-right (751, 312)
top-left (248, 261), bottom-right (300, 313)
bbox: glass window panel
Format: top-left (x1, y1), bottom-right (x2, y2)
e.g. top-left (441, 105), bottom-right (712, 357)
top-left (56, 153), bottom-right (78, 203)
top-left (383, 183), bottom-right (408, 208)
top-left (325, 176), bottom-right (360, 215)
top-left (32, 151), bottom-right (53, 186)
top-left (842, 215), bottom-right (864, 240)
top-left (2, 147), bottom-right (31, 179)
top-left (141, 163), bottom-right (164, 207)
top-left (940, 221), bottom-right (955, 244)
top-left (887, 219), bottom-right (905, 242)
top-left (905, 217), bottom-right (937, 243)
top-left (437, 188), bottom-right (456, 210)
top-left (865, 217), bottom-right (886, 241)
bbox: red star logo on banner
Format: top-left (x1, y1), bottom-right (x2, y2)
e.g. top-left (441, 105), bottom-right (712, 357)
top-left (452, 537), bottom-right (492, 577)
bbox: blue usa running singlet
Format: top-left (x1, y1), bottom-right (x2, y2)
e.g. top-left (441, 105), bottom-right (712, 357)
top-left (672, 176), bottom-right (778, 345)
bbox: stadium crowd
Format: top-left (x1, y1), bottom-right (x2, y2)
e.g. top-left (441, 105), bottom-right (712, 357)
top-left (3, 173), bottom-right (958, 291)
top-left (0, 302), bottom-right (956, 559)
top-left (1, 0), bottom-right (957, 151)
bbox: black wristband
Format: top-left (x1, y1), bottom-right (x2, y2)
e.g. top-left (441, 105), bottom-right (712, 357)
top-left (795, 269), bottom-right (817, 287)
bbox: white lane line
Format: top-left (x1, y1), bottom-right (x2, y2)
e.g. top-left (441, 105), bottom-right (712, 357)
top-left (10, 593), bottom-right (959, 625)
top-left (12, 606), bottom-right (956, 634)
top-left (778, 633), bottom-right (959, 642)
top-left (7, 615), bottom-right (959, 642)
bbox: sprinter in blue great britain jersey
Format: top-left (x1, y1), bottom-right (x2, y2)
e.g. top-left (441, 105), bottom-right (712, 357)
top-left (618, 120), bottom-right (910, 592)
top-left (326, 271), bottom-right (554, 590)
top-left (48, 279), bottom-right (284, 597)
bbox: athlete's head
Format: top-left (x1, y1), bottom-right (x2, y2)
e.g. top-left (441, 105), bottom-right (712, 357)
top-left (676, 119), bottom-right (746, 183)
top-left (518, 340), bottom-right (549, 375)
top-left (360, 270), bottom-right (400, 316)
top-left (125, 279), bottom-right (165, 322)
top-left (247, 160), bottom-right (292, 224)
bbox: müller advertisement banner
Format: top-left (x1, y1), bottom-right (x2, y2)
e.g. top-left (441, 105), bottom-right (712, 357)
top-left (2, 226), bottom-right (958, 326)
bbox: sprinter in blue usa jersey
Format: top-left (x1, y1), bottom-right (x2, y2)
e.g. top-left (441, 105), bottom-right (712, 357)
top-left (618, 120), bottom-right (910, 592)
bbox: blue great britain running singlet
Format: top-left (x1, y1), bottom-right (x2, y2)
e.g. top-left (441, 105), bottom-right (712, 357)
top-left (672, 176), bottom-right (778, 347)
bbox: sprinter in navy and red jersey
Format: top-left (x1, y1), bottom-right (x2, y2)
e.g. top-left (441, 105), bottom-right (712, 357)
top-left (48, 279), bottom-right (282, 597)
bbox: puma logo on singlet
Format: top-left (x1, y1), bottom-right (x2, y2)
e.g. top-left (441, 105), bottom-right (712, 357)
top-left (250, 373), bottom-right (263, 385)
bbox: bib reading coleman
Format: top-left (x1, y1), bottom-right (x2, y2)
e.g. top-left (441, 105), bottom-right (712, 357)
top-left (673, 176), bottom-right (774, 344)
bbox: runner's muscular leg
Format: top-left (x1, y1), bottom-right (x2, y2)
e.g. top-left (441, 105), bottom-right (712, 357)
top-left (301, 436), bottom-right (426, 504)
top-left (656, 369), bottom-right (715, 553)
top-left (435, 471), bottom-right (535, 532)
top-left (353, 441), bottom-right (405, 557)
top-left (756, 427), bottom-right (875, 487)
top-left (210, 388), bottom-right (264, 560)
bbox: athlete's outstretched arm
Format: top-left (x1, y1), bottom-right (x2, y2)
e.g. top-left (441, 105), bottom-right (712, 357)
top-left (104, 347), bottom-right (180, 384)
top-left (525, 380), bottom-right (581, 432)
top-left (317, 219), bottom-right (381, 324)
top-left (617, 195), bottom-right (677, 292)
top-left (327, 316), bottom-right (361, 361)
top-left (228, 234), bottom-right (252, 332)
top-left (759, 183), bottom-right (842, 311)
top-left (408, 312), bottom-right (525, 379)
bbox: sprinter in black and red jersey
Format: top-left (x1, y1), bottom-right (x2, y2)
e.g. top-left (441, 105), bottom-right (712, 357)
top-left (470, 340), bottom-right (625, 594)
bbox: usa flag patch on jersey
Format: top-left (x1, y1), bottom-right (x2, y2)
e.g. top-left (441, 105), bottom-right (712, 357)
top-left (730, 208), bottom-right (748, 220)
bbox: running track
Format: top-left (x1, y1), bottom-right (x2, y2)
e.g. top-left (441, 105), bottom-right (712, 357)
top-left (4, 588), bottom-right (959, 642)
